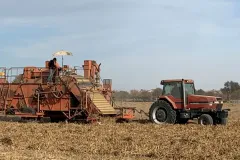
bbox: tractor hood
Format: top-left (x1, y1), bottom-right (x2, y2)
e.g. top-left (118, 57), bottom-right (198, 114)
top-left (188, 95), bottom-right (223, 104)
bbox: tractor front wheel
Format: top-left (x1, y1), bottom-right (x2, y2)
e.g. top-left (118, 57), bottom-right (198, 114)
top-left (149, 100), bottom-right (176, 124)
top-left (198, 114), bottom-right (213, 125)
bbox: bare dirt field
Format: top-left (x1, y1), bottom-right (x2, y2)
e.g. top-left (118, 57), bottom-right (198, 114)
top-left (0, 102), bottom-right (239, 160)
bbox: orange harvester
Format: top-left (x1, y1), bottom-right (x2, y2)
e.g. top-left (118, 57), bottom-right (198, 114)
top-left (0, 60), bottom-right (133, 122)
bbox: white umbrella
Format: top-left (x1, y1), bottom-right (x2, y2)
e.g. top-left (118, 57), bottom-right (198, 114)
top-left (53, 50), bottom-right (73, 56)
top-left (52, 50), bottom-right (73, 68)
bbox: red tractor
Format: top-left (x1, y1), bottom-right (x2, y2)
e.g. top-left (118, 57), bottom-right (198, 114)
top-left (149, 79), bottom-right (229, 125)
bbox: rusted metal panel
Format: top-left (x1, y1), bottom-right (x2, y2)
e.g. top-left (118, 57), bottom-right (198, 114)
top-left (0, 59), bottom-right (115, 122)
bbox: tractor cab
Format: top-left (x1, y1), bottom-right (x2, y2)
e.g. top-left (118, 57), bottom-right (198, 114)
top-left (161, 79), bottom-right (195, 99)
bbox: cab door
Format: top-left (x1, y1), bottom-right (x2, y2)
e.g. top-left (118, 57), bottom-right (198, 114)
top-left (184, 83), bottom-right (195, 109)
top-left (162, 82), bottom-right (184, 109)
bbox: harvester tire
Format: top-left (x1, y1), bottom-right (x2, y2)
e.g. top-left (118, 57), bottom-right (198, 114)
top-left (39, 117), bottom-right (51, 123)
top-left (149, 100), bottom-right (176, 124)
top-left (198, 114), bottom-right (213, 125)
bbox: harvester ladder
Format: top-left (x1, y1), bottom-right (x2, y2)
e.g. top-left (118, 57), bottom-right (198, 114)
top-left (60, 75), bottom-right (116, 116)
top-left (88, 90), bottom-right (116, 115)
top-left (0, 83), bottom-right (10, 112)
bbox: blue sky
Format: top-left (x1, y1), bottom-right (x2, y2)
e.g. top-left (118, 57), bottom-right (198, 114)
top-left (0, 0), bottom-right (239, 91)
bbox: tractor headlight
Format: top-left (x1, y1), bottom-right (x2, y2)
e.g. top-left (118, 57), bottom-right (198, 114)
top-left (209, 101), bottom-right (223, 106)
top-left (213, 101), bottom-right (223, 104)
top-left (209, 101), bottom-right (219, 106)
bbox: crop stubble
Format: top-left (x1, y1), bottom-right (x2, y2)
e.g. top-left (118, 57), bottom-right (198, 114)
top-left (0, 102), bottom-right (239, 160)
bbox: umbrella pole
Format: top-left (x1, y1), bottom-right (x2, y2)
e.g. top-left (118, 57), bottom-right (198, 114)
top-left (62, 55), bottom-right (63, 75)
top-left (62, 55), bottom-right (63, 68)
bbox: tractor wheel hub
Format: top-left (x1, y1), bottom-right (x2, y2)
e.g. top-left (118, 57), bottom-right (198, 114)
top-left (156, 109), bottom-right (166, 122)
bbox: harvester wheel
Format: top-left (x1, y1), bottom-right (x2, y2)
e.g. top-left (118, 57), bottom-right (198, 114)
top-left (198, 114), bottom-right (213, 125)
top-left (149, 100), bottom-right (176, 124)
top-left (39, 117), bottom-right (51, 123)
top-left (6, 107), bottom-right (15, 115)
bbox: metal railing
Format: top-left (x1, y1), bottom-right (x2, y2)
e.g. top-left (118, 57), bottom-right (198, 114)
top-left (0, 66), bottom-right (85, 84)
top-left (73, 66), bottom-right (84, 75)
top-left (110, 96), bottom-right (119, 108)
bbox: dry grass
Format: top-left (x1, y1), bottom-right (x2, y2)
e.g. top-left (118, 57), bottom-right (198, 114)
top-left (0, 102), bottom-right (239, 160)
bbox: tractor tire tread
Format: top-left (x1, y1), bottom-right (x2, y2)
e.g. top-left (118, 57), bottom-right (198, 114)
top-left (198, 114), bottom-right (213, 125)
top-left (149, 100), bottom-right (176, 124)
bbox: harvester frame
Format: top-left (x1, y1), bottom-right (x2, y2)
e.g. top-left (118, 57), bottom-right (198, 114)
top-left (0, 60), bottom-right (125, 123)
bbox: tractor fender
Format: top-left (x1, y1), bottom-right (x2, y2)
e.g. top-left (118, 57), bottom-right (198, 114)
top-left (158, 96), bottom-right (177, 109)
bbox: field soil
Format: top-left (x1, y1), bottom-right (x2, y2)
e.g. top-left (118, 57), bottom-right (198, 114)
top-left (0, 102), bottom-right (239, 160)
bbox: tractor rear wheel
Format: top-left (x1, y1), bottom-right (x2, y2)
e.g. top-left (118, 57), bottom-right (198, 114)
top-left (149, 100), bottom-right (176, 124)
top-left (198, 114), bottom-right (213, 125)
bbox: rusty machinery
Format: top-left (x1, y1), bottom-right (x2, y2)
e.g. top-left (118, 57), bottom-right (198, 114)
top-left (0, 60), bottom-right (133, 123)
top-left (0, 61), bottom-right (230, 125)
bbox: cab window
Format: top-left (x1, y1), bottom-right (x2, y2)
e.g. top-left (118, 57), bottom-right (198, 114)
top-left (185, 83), bottom-right (195, 95)
top-left (162, 82), bottom-right (182, 99)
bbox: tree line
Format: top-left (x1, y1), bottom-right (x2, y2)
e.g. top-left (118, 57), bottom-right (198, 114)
top-left (112, 81), bottom-right (240, 101)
